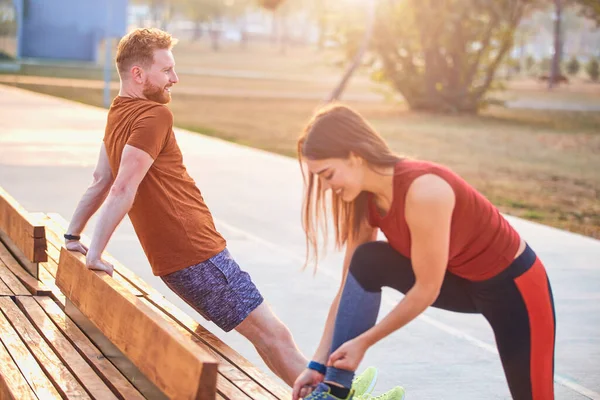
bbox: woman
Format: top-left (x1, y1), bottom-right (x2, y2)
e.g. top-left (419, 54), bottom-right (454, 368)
top-left (292, 105), bottom-right (555, 400)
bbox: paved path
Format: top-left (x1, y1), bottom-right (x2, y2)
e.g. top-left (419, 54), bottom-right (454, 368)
top-left (1, 85), bottom-right (599, 399)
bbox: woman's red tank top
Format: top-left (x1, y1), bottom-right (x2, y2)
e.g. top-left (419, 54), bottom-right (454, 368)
top-left (367, 160), bottom-right (521, 281)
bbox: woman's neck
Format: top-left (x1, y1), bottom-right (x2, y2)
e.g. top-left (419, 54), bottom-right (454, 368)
top-left (364, 165), bottom-right (395, 211)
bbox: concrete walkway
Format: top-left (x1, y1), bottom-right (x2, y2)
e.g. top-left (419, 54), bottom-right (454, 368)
top-left (1, 85), bottom-right (599, 399)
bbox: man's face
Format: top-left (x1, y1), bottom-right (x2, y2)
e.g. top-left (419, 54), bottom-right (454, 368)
top-left (142, 49), bottom-right (179, 104)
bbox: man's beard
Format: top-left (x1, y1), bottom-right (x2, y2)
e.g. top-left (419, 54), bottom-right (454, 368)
top-left (143, 80), bottom-right (171, 104)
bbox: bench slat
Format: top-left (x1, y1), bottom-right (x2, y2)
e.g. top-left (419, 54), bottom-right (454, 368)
top-left (0, 187), bottom-right (46, 263)
top-left (0, 301), bottom-right (62, 399)
top-left (0, 243), bottom-right (50, 295)
top-left (0, 279), bottom-right (12, 297)
top-left (0, 340), bottom-right (37, 400)
top-left (16, 296), bottom-right (119, 400)
top-left (0, 297), bottom-right (91, 399)
top-left (0, 265), bottom-right (29, 296)
top-left (56, 247), bottom-right (219, 400)
top-left (34, 296), bottom-right (146, 400)
top-left (145, 293), bottom-right (291, 399)
top-left (216, 374), bottom-right (253, 400)
top-left (40, 259), bottom-right (67, 307)
top-left (141, 298), bottom-right (279, 400)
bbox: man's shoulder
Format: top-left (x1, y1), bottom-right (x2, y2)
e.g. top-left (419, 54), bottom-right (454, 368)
top-left (110, 98), bottom-right (173, 122)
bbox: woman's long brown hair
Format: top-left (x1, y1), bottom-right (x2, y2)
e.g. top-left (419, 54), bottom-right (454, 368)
top-left (298, 104), bottom-right (402, 271)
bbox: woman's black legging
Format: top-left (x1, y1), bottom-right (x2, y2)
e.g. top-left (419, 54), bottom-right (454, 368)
top-left (339, 241), bottom-right (556, 400)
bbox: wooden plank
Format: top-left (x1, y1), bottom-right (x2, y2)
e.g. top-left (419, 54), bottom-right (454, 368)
top-left (145, 293), bottom-right (291, 399)
top-left (0, 297), bottom-right (90, 399)
top-left (16, 296), bottom-right (118, 400)
top-left (42, 215), bottom-right (144, 297)
top-left (0, 341), bottom-right (37, 400)
top-left (34, 296), bottom-right (146, 400)
top-left (140, 298), bottom-right (278, 400)
top-left (0, 302), bottom-right (61, 399)
top-left (39, 259), bottom-right (67, 308)
top-left (0, 188), bottom-right (44, 238)
top-left (0, 279), bottom-right (12, 297)
top-left (0, 244), bottom-right (50, 296)
top-left (0, 265), bottom-right (29, 297)
top-left (56, 247), bottom-right (219, 400)
top-left (45, 240), bottom-right (61, 269)
top-left (216, 374), bottom-right (253, 400)
top-left (63, 299), bottom-right (168, 399)
top-left (0, 230), bottom-right (39, 278)
top-left (38, 263), bottom-right (56, 288)
top-left (0, 187), bottom-right (46, 263)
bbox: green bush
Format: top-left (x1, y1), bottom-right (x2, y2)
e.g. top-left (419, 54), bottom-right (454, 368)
top-left (566, 56), bottom-right (580, 75)
top-left (0, 51), bottom-right (14, 61)
top-left (586, 58), bottom-right (599, 81)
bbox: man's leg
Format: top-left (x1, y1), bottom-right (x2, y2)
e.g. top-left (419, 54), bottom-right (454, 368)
top-left (235, 302), bottom-right (307, 387)
top-left (161, 248), bottom-right (307, 386)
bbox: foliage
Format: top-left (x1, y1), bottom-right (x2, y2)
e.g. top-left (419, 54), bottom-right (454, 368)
top-left (370, 0), bottom-right (541, 113)
top-left (566, 56), bottom-right (580, 75)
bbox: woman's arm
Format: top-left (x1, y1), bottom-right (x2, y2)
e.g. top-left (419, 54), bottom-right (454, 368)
top-left (312, 220), bottom-right (379, 363)
top-left (328, 174), bottom-right (455, 369)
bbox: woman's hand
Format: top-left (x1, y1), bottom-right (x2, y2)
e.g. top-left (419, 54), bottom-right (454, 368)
top-left (292, 368), bottom-right (324, 400)
top-left (327, 337), bottom-right (369, 372)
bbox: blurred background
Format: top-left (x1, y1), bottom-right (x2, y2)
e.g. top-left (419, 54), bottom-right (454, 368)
top-left (0, 0), bottom-right (599, 240)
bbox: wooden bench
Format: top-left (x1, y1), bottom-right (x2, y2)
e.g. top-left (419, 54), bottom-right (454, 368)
top-left (0, 185), bottom-right (49, 294)
top-left (46, 213), bottom-right (291, 400)
top-left (0, 190), bottom-right (144, 399)
top-left (0, 187), bottom-right (291, 399)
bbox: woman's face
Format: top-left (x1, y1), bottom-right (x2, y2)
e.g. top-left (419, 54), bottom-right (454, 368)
top-left (305, 155), bottom-right (365, 202)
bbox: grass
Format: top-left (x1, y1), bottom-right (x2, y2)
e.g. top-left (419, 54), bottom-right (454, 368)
top-left (2, 39), bottom-right (599, 239)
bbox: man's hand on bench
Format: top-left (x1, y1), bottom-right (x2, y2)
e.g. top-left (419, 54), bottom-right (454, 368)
top-left (86, 257), bottom-right (114, 277)
top-left (65, 239), bottom-right (88, 256)
top-left (65, 239), bottom-right (113, 276)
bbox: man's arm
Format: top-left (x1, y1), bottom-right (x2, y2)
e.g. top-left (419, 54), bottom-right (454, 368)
top-left (65, 144), bottom-right (114, 254)
top-left (85, 145), bottom-right (154, 275)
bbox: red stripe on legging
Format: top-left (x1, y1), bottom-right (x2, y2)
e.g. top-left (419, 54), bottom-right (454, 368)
top-left (515, 258), bottom-right (555, 399)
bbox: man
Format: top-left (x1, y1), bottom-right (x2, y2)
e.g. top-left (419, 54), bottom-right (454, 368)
top-left (63, 27), bottom-right (381, 397)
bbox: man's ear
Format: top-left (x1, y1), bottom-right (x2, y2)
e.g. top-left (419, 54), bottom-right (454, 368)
top-left (131, 65), bottom-right (145, 84)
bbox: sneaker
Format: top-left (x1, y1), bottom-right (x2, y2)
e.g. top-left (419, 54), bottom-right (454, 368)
top-left (351, 366), bottom-right (378, 397)
top-left (357, 386), bottom-right (406, 400)
top-left (304, 382), bottom-right (355, 400)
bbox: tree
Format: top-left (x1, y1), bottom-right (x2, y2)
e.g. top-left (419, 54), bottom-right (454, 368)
top-left (224, 0), bottom-right (254, 49)
top-left (573, 0), bottom-right (600, 26)
top-left (566, 56), bottom-right (580, 75)
top-left (525, 55), bottom-right (537, 74)
top-left (548, 0), bottom-right (563, 89)
top-left (177, 0), bottom-right (227, 49)
top-left (371, 0), bottom-right (540, 113)
top-left (586, 58), bottom-right (599, 81)
top-left (326, 0), bottom-right (377, 102)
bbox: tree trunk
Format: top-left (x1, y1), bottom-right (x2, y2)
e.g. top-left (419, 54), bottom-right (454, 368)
top-left (271, 10), bottom-right (279, 45)
top-left (325, 0), bottom-right (377, 103)
top-left (240, 14), bottom-right (249, 49)
top-left (549, 0), bottom-right (563, 89)
top-left (210, 23), bottom-right (221, 51)
top-left (193, 21), bottom-right (203, 42)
